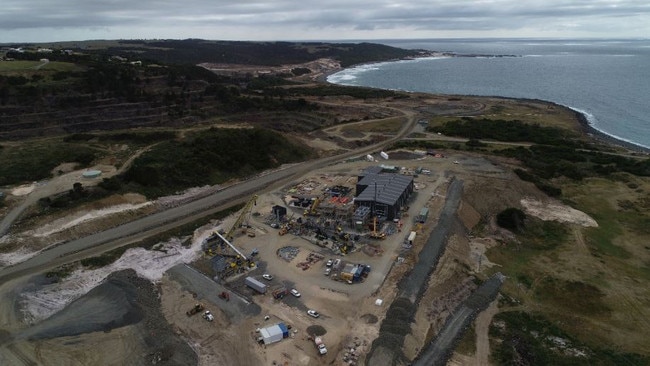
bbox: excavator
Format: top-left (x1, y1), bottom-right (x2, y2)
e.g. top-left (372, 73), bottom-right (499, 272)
top-left (304, 196), bottom-right (321, 216)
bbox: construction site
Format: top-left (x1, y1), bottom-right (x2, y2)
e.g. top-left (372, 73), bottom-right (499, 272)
top-left (154, 146), bottom-right (507, 366)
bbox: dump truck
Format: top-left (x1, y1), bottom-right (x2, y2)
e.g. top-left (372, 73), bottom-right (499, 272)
top-left (245, 276), bottom-right (267, 294)
top-left (186, 303), bottom-right (205, 316)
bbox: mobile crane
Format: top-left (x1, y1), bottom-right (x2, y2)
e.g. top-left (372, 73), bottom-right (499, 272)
top-left (225, 194), bottom-right (258, 242)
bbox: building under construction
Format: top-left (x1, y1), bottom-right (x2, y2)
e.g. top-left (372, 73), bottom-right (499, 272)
top-left (354, 166), bottom-right (414, 221)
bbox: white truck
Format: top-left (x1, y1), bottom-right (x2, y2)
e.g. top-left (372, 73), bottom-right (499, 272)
top-left (314, 336), bottom-right (328, 355)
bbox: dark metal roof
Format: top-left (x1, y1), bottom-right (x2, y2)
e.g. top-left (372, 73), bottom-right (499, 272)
top-left (356, 173), bottom-right (413, 206)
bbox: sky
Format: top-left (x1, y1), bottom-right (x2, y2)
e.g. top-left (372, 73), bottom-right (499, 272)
top-left (1, 0), bottom-right (649, 43)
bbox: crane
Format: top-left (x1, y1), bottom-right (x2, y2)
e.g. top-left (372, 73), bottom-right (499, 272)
top-left (225, 194), bottom-right (258, 242)
top-left (211, 231), bottom-right (248, 261)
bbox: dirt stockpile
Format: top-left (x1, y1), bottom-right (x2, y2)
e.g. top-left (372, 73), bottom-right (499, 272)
top-left (366, 179), bottom-right (464, 366)
top-left (17, 269), bottom-right (197, 365)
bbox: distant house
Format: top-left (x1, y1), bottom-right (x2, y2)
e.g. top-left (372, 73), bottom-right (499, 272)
top-left (110, 55), bottom-right (128, 62)
top-left (37, 48), bottom-right (53, 53)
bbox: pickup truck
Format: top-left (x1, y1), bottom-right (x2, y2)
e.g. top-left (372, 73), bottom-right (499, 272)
top-left (314, 336), bottom-right (327, 355)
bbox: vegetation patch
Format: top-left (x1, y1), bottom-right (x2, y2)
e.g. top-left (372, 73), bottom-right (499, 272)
top-left (340, 117), bottom-right (404, 134)
top-left (496, 208), bottom-right (527, 233)
top-left (0, 141), bottom-right (98, 186)
top-left (534, 278), bottom-right (611, 316)
top-left (121, 127), bottom-right (314, 198)
top-left (432, 118), bottom-right (578, 145)
top-left (80, 247), bottom-right (129, 269)
top-left (455, 322), bottom-right (476, 356)
top-left (490, 311), bottom-right (647, 366)
top-left (63, 131), bottom-right (177, 144)
top-left (519, 219), bottom-right (568, 251)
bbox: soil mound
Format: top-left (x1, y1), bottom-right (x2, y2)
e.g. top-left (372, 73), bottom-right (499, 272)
top-left (307, 325), bottom-right (327, 336)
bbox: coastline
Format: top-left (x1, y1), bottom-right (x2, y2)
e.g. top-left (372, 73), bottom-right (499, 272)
top-left (572, 110), bottom-right (650, 154)
top-left (323, 66), bottom-right (650, 155)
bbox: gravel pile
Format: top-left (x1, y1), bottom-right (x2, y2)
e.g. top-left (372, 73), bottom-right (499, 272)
top-left (19, 269), bottom-right (197, 366)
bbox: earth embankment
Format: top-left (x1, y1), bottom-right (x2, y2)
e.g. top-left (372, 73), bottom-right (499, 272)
top-left (365, 178), bottom-right (464, 366)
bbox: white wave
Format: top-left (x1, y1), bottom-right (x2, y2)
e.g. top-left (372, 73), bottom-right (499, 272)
top-left (328, 56), bottom-right (450, 84)
top-left (565, 105), bottom-right (650, 150)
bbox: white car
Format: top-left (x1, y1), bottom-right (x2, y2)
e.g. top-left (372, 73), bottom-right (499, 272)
top-left (307, 309), bottom-right (320, 318)
top-left (262, 273), bottom-right (273, 281)
top-left (203, 310), bottom-right (214, 322)
top-left (326, 259), bottom-right (333, 267)
top-left (290, 288), bottom-right (301, 297)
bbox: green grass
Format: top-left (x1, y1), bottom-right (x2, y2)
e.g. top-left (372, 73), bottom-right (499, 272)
top-left (490, 311), bottom-right (649, 366)
top-left (0, 61), bottom-right (81, 73)
top-left (576, 198), bottom-right (633, 259)
top-left (534, 277), bottom-right (611, 316)
top-left (455, 323), bottom-right (476, 355)
top-left (0, 140), bottom-right (99, 186)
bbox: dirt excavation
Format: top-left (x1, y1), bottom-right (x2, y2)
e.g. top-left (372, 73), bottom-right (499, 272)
top-left (0, 93), bottom-right (642, 366)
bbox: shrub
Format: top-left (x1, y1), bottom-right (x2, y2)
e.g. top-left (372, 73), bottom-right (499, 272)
top-left (497, 208), bottom-right (527, 232)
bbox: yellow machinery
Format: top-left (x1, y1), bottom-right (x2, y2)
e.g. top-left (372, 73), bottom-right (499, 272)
top-left (225, 194), bottom-right (258, 242)
top-left (369, 216), bottom-right (385, 240)
top-left (304, 196), bottom-right (321, 216)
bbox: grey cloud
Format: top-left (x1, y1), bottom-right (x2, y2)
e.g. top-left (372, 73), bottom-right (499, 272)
top-left (1, 0), bottom-right (649, 40)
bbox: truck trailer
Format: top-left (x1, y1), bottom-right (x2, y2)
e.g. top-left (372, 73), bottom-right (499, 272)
top-left (245, 276), bottom-right (267, 294)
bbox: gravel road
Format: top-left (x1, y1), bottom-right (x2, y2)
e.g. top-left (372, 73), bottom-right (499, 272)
top-left (166, 264), bottom-right (261, 323)
top-left (412, 273), bottom-right (505, 366)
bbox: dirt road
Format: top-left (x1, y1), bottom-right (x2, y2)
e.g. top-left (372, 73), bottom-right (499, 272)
top-left (474, 299), bottom-right (499, 366)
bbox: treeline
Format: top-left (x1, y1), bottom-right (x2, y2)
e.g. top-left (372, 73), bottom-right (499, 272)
top-left (288, 84), bottom-right (404, 99)
top-left (422, 118), bottom-right (650, 197)
top-left (105, 39), bottom-right (421, 67)
top-left (116, 127), bottom-right (315, 198)
top-left (432, 117), bottom-right (578, 145)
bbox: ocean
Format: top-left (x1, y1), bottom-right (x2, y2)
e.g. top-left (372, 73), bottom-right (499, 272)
top-left (327, 39), bottom-right (650, 149)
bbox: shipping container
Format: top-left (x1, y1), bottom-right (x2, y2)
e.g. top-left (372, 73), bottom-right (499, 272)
top-left (245, 276), bottom-right (267, 294)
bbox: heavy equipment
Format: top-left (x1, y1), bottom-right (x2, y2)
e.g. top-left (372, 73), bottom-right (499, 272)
top-left (368, 216), bottom-right (385, 240)
top-left (218, 291), bottom-right (230, 301)
top-left (225, 195), bottom-right (258, 242)
top-left (304, 196), bottom-right (321, 216)
top-left (186, 303), bottom-right (205, 316)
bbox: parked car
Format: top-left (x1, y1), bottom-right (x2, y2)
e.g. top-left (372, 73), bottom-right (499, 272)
top-left (307, 309), bottom-right (320, 318)
top-left (326, 259), bottom-right (333, 267)
top-left (203, 310), bottom-right (214, 321)
top-left (290, 288), bottom-right (301, 297)
top-left (324, 268), bottom-right (331, 276)
top-left (262, 273), bottom-right (273, 281)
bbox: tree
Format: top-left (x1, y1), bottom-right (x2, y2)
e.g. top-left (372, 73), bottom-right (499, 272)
top-left (496, 208), bottom-right (527, 233)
